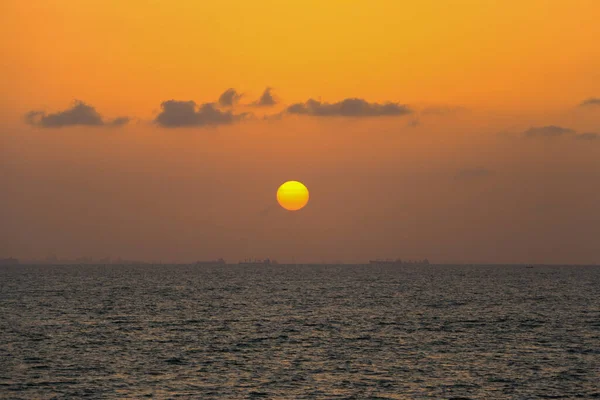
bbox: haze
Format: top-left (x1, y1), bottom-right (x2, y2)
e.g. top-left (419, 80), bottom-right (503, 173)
top-left (1, 1), bottom-right (599, 264)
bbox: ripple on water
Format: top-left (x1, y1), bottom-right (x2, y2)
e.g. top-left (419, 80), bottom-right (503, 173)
top-left (0, 264), bottom-right (599, 398)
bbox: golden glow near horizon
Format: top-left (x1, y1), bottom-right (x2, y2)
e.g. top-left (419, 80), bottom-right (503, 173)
top-left (277, 181), bottom-right (309, 211)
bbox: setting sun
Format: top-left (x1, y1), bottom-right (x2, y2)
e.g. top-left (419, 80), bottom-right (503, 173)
top-left (277, 181), bottom-right (309, 211)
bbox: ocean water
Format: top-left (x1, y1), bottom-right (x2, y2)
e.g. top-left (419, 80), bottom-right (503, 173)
top-left (0, 264), bottom-right (599, 399)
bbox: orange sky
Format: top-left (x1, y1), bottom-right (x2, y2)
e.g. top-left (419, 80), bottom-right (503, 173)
top-left (3, 0), bottom-right (600, 116)
top-left (1, 1), bottom-right (600, 263)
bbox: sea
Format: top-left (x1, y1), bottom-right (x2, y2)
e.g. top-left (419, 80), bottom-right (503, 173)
top-left (0, 264), bottom-right (599, 399)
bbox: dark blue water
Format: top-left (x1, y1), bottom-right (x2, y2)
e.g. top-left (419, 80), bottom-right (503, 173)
top-left (1, 264), bottom-right (599, 399)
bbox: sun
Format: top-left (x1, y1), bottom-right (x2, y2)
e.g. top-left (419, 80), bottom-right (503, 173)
top-left (277, 181), bottom-right (309, 211)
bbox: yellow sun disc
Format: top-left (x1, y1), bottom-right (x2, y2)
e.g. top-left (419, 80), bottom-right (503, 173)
top-left (277, 181), bottom-right (309, 211)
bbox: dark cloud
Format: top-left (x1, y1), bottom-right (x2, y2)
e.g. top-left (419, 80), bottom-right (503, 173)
top-left (218, 88), bottom-right (241, 107)
top-left (253, 87), bottom-right (277, 107)
top-left (154, 100), bottom-right (245, 128)
top-left (287, 98), bottom-right (411, 117)
top-left (24, 101), bottom-right (129, 128)
top-left (575, 132), bottom-right (599, 141)
top-left (455, 167), bottom-right (495, 181)
top-left (523, 125), bottom-right (575, 138)
top-left (579, 98), bottom-right (600, 107)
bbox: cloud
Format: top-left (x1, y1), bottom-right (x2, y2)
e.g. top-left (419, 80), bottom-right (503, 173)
top-left (24, 101), bottom-right (129, 128)
top-left (109, 116), bottom-right (131, 127)
top-left (254, 87), bottom-right (277, 107)
top-left (455, 167), bottom-right (495, 181)
top-left (579, 98), bottom-right (600, 107)
top-left (218, 88), bottom-right (241, 107)
top-left (154, 100), bottom-right (246, 128)
top-left (523, 125), bottom-right (575, 138)
top-left (262, 111), bottom-right (285, 121)
top-left (574, 132), bottom-right (599, 141)
top-left (287, 98), bottom-right (411, 117)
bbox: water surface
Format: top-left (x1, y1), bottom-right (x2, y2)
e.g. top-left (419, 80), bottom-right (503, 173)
top-left (1, 264), bottom-right (599, 398)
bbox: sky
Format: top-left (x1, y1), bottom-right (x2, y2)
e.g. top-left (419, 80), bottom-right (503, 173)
top-left (1, 0), bottom-right (600, 264)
